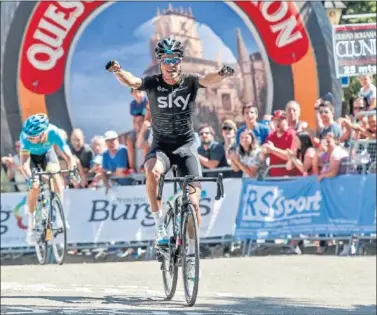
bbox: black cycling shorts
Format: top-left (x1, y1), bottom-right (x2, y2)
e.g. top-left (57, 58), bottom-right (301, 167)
top-left (144, 140), bottom-right (202, 177)
top-left (30, 149), bottom-right (60, 171)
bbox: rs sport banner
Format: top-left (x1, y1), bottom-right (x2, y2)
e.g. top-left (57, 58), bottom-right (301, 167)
top-left (235, 175), bottom-right (376, 240)
top-left (1, 179), bottom-right (241, 248)
top-left (333, 23), bottom-right (376, 78)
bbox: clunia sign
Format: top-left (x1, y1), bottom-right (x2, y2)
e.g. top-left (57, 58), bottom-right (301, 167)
top-left (333, 23), bottom-right (376, 78)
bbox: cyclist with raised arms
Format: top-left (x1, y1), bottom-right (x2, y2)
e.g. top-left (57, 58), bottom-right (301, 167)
top-left (19, 113), bottom-right (79, 244)
top-left (106, 38), bottom-right (234, 251)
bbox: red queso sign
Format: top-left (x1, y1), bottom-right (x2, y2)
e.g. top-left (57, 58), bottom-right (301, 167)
top-left (20, 0), bottom-right (310, 95)
top-left (20, 1), bottom-right (105, 94)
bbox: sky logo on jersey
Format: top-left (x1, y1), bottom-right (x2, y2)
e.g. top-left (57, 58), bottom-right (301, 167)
top-left (157, 86), bottom-right (169, 92)
top-left (157, 93), bottom-right (191, 110)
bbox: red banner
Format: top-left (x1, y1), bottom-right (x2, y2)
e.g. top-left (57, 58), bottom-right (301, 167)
top-left (236, 1), bottom-right (309, 65)
top-left (20, 1), bottom-right (105, 95)
top-left (20, 1), bottom-right (310, 95)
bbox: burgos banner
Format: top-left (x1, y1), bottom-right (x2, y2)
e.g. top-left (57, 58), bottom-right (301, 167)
top-left (1, 179), bottom-right (241, 248)
top-left (235, 175), bottom-right (376, 240)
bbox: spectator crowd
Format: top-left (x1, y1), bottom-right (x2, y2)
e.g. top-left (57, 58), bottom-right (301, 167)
top-left (1, 74), bottom-right (376, 256)
top-left (2, 74), bottom-right (376, 192)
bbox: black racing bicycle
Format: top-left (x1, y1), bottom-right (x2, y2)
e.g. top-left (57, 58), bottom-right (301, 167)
top-left (31, 167), bottom-right (79, 265)
top-left (156, 166), bottom-right (224, 306)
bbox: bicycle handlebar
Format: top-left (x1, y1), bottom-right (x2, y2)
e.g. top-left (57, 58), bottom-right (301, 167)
top-left (157, 173), bottom-right (224, 201)
top-left (31, 168), bottom-right (78, 179)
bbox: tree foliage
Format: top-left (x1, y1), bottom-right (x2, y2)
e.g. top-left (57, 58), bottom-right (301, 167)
top-left (340, 1), bottom-right (376, 25)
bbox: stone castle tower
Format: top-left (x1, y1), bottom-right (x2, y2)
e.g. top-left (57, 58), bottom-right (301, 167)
top-left (144, 4), bottom-right (267, 123)
top-left (236, 29), bottom-right (254, 105)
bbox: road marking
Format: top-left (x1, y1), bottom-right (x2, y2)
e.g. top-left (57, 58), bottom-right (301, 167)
top-left (0, 308), bottom-right (245, 315)
top-left (216, 292), bottom-right (235, 297)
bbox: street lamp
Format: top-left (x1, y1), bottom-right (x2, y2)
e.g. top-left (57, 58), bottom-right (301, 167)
top-left (324, 1), bottom-right (346, 25)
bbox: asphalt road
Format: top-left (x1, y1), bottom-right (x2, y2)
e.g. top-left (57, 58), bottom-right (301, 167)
top-left (1, 256), bottom-right (376, 315)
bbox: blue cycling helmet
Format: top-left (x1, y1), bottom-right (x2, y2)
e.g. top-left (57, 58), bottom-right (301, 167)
top-left (22, 113), bottom-right (49, 137)
top-left (154, 38), bottom-right (184, 60)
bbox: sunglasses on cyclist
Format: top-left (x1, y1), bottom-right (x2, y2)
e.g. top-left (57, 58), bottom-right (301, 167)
top-left (160, 57), bottom-right (182, 65)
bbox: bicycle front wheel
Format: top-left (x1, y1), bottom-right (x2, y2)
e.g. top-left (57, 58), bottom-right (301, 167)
top-left (50, 195), bottom-right (67, 265)
top-left (181, 204), bottom-right (200, 307)
top-left (35, 230), bottom-right (48, 265)
top-left (161, 208), bottom-right (178, 300)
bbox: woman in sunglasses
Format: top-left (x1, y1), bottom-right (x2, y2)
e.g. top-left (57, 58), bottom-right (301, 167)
top-left (106, 37), bottom-right (234, 249)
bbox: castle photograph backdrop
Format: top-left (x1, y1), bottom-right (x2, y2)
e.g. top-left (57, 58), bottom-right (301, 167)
top-left (1, 1), bottom-right (341, 154)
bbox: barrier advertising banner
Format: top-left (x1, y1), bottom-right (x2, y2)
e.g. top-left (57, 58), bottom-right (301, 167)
top-left (333, 23), bottom-right (377, 78)
top-left (1, 179), bottom-right (241, 248)
top-left (235, 175), bottom-right (376, 240)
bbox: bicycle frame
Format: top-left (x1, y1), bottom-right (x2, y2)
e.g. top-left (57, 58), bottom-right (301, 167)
top-left (156, 168), bottom-right (224, 263)
top-left (156, 167), bottom-right (224, 305)
top-left (32, 168), bottom-right (74, 241)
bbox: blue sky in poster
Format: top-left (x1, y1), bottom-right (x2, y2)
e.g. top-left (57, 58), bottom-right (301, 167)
top-left (67, 1), bottom-right (260, 141)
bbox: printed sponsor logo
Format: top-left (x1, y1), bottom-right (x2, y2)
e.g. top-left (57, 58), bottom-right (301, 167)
top-left (157, 86), bottom-right (169, 92)
top-left (157, 93), bottom-right (191, 110)
top-left (88, 194), bottom-right (211, 226)
top-left (1, 196), bottom-right (28, 235)
top-left (240, 184), bottom-right (322, 221)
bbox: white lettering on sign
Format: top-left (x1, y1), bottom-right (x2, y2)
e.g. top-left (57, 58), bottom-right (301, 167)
top-left (27, 2), bottom-right (86, 71)
top-left (336, 39), bottom-right (376, 58)
top-left (251, 1), bottom-right (303, 48)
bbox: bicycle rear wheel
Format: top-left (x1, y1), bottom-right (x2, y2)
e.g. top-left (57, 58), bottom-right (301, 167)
top-left (181, 204), bottom-right (200, 307)
top-left (161, 208), bottom-right (178, 300)
top-left (50, 195), bottom-right (67, 265)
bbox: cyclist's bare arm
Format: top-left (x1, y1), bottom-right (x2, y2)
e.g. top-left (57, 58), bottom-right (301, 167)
top-left (60, 146), bottom-right (78, 171)
top-left (106, 60), bottom-right (142, 89)
top-left (20, 151), bottom-right (32, 178)
top-left (199, 65), bottom-right (234, 87)
top-left (114, 69), bottom-right (142, 89)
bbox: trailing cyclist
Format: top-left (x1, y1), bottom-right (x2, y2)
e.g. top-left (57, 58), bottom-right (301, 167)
top-left (19, 113), bottom-right (79, 245)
